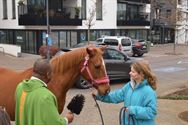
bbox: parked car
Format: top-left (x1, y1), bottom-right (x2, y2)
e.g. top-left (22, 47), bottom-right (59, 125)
top-left (72, 41), bottom-right (105, 48)
top-left (96, 36), bottom-right (133, 55)
top-left (65, 45), bottom-right (136, 89)
top-left (131, 39), bottom-right (148, 57)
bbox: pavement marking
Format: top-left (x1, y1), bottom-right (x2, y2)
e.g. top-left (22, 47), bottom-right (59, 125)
top-left (146, 54), bottom-right (168, 58)
top-left (177, 61), bottom-right (188, 64)
top-left (154, 66), bottom-right (187, 73)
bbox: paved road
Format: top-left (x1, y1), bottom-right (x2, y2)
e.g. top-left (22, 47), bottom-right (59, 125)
top-left (144, 45), bottom-right (188, 96)
top-left (1, 44), bottom-right (188, 125)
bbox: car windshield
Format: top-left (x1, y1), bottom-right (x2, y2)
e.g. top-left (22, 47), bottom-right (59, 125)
top-left (96, 39), bottom-right (103, 42)
top-left (104, 39), bottom-right (118, 45)
top-left (72, 41), bottom-right (99, 48)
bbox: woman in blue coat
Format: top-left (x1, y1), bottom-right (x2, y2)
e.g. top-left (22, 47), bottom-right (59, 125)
top-left (93, 61), bottom-right (157, 125)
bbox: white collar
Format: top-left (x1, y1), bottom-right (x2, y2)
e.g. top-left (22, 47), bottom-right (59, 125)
top-left (130, 78), bottom-right (136, 89)
top-left (30, 76), bottom-right (47, 87)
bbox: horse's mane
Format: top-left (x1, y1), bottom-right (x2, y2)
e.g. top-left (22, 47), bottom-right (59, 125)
top-left (50, 48), bottom-right (86, 74)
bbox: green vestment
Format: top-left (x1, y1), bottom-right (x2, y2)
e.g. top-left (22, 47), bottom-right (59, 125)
top-left (15, 79), bottom-right (67, 125)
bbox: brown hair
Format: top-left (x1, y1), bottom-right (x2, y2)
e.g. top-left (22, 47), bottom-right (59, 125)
top-left (131, 61), bottom-right (157, 90)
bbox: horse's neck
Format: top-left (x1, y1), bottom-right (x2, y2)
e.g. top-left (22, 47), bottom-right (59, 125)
top-left (50, 48), bottom-right (86, 89)
top-left (48, 48), bottom-right (87, 113)
top-left (48, 63), bottom-right (82, 97)
top-left (48, 69), bottom-right (80, 113)
top-left (20, 68), bottom-right (33, 78)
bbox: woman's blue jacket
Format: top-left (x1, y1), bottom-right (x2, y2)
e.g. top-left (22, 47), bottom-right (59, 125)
top-left (96, 79), bottom-right (157, 125)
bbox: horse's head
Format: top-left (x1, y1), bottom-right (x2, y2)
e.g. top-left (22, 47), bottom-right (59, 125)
top-left (80, 45), bottom-right (110, 95)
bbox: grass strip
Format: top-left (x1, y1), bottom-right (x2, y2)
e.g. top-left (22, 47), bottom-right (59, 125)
top-left (158, 95), bottom-right (188, 100)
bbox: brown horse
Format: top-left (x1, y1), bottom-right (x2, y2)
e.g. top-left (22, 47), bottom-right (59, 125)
top-left (0, 46), bottom-right (110, 120)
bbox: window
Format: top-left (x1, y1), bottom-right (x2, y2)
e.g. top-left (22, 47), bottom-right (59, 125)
top-left (81, 0), bottom-right (86, 19)
top-left (26, 31), bottom-right (37, 54)
top-left (104, 49), bottom-right (124, 60)
top-left (3, 0), bottom-right (8, 19)
top-left (117, 3), bottom-right (126, 20)
top-left (59, 31), bottom-right (67, 48)
top-left (177, 11), bottom-right (182, 21)
top-left (166, 10), bottom-right (171, 19)
top-left (50, 32), bottom-right (59, 47)
top-left (96, 0), bottom-right (102, 20)
top-left (15, 31), bottom-right (26, 52)
top-left (121, 39), bottom-right (131, 46)
top-left (178, 0), bottom-right (182, 5)
top-left (12, 0), bottom-right (16, 19)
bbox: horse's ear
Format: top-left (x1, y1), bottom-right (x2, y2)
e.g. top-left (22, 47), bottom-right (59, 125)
top-left (100, 45), bottom-right (107, 52)
top-left (86, 47), bottom-right (95, 57)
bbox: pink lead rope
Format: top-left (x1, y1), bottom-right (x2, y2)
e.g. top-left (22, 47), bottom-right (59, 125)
top-left (81, 55), bottom-right (109, 85)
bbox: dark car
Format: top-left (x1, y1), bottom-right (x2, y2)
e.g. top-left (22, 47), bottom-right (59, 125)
top-left (131, 39), bottom-right (148, 57)
top-left (72, 41), bottom-right (105, 48)
top-left (73, 47), bottom-right (135, 89)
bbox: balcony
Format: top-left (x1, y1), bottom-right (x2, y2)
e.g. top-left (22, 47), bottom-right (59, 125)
top-left (117, 20), bottom-right (150, 26)
top-left (18, 5), bottom-right (82, 26)
top-left (118, 0), bottom-right (150, 4)
top-left (117, 12), bottom-right (150, 26)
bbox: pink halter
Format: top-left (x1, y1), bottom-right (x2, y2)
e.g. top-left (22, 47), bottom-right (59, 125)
top-left (80, 55), bottom-right (109, 85)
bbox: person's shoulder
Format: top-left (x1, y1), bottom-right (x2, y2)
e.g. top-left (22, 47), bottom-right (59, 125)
top-left (143, 85), bottom-right (156, 98)
top-left (140, 80), bottom-right (155, 92)
top-left (37, 87), bottom-right (56, 99)
top-left (16, 80), bottom-right (27, 89)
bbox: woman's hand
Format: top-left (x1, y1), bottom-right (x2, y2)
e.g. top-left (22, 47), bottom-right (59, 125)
top-left (91, 91), bottom-right (98, 98)
top-left (125, 107), bottom-right (129, 112)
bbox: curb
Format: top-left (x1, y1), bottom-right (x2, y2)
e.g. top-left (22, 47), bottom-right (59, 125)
top-left (158, 84), bottom-right (188, 97)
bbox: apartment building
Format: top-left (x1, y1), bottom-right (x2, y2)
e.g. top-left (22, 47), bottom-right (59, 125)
top-left (0, 0), bottom-right (150, 54)
top-left (151, 0), bottom-right (188, 44)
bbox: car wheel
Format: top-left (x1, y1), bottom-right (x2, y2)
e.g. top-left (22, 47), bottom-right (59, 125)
top-left (75, 77), bottom-right (91, 89)
top-left (137, 53), bottom-right (144, 57)
top-left (132, 53), bottom-right (136, 57)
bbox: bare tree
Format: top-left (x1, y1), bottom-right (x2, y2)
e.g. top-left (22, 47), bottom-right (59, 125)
top-left (84, 1), bottom-right (96, 43)
top-left (84, 0), bottom-right (105, 43)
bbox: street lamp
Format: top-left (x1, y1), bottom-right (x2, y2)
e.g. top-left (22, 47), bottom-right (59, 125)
top-left (46, 0), bottom-right (50, 59)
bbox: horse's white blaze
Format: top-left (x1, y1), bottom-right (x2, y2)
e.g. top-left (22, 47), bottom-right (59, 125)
top-left (101, 57), bottom-right (107, 76)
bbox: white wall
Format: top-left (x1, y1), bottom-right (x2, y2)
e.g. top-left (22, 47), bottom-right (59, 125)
top-left (0, 0), bottom-right (24, 29)
top-left (0, 44), bottom-right (21, 57)
top-left (175, 27), bottom-right (188, 44)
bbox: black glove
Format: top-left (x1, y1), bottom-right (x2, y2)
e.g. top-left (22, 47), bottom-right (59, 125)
top-left (67, 94), bottom-right (85, 115)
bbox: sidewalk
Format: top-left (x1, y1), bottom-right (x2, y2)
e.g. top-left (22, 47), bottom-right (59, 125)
top-left (149, 44), bottom-right (188, 125)
top-left (0, 53), bottom-right (39, 71)
top-left (0, 43), bottom-right (188, 125)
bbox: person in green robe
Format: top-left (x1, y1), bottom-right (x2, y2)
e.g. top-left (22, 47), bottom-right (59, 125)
top-left (15, 58), bottom-right (74, 125)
